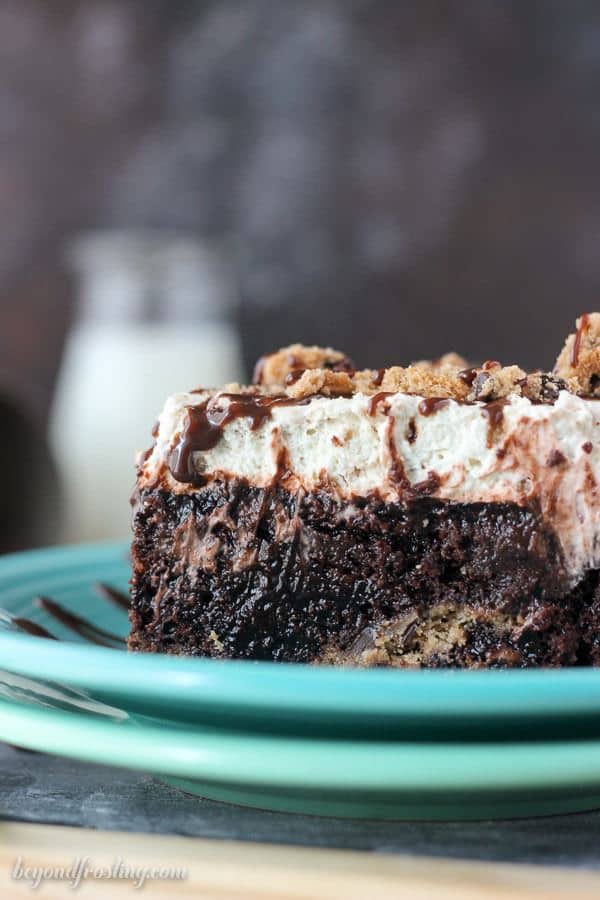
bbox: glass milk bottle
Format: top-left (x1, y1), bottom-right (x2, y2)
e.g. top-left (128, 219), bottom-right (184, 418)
top-left (50, 230), bottom-right (243, 544)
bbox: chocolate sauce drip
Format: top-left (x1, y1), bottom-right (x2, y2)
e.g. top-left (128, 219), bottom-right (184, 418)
top-left (371, 368), bottom-right (385, 387)
top-left (169, 394), bottom-right (312, 485)
top-left (386, 421), bottom-right (408, 489)
top-left (368, 391), bottom-right (393, 415)
top-left (273, 444), bottom-right (293, 482)
top-left (11, 616), bottom-right (57, 640)
top-left (458, 367), bottom-right (478, 387)
top-left (418, 397), bottom-right (450, 416)
top-left (583, 441), bottom-right (593, 454)
top-left (572, 313), bottom-right (590, 367)
top-left (481, 399), bottom-right (507, 447)
top-left (383, 419), bottom-right (439, 497)
top-left (35, 597), bottom-right (125, 647)
top-left (406, 417), bottom-right (417, 443)
top-left (220, 393), bottom-right (293, 430)
top-left (94, 582), bottom-right (130, 610)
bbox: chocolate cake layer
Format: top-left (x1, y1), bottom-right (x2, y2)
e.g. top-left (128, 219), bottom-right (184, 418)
top-left (129, 481), bottom-right (600, 667)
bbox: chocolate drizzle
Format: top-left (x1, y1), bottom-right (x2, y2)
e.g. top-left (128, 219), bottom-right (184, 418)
top-left (35, 597), bottom-right (125, 647)
top-left (368, 391), bottom-right (393, 415)
top-left (418, 397), bottom-right (450, 417)
top-left (168, 404), bottom-right (211, 485)
top-left (169, 394), bottom-right (312, 485)
top-left (572, 313), bottom-right (590, 367)
top-left (458, 367), bottom-right (478, 387)
top-left (371, 368), bottom-right (385, 387)
top-left (384, 418), bottom-right (441, 498)
top-left (3, 582), bottom-right (129, 647)
top-left (481, 399), bottom-right (507, 447)
top-left (11, 617), bottom-right (56, 640)
top-left (386, 418), bottom-right (408, 490)
top-left (406, 417), bottom-right (417, 444)
top-left (95, 582), bottom-right (130, 611)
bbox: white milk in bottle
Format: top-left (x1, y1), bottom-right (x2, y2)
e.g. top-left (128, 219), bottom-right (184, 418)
top-left (50, 230), bottom-right (243, 542)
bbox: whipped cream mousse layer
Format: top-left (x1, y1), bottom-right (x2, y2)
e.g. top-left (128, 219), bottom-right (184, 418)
top-left (130, 315), bottom-right (600, 667)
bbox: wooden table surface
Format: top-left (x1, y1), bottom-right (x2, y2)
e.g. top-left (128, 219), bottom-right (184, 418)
top-left (3, 822), bottom-right (600, 899)
top-left (3, 742), bottom-right (600, 898)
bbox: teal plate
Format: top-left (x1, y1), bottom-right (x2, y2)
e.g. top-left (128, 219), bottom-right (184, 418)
top-left (2, 673), bottom-right (600, 820)
top-left (2, 542), bottom-right (600, 740)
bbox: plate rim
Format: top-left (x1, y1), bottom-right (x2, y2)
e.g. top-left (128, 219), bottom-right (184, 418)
top-left (4, 692), bottom-right (600, 792)
top-left (2, 541), bottom-right (600, 720)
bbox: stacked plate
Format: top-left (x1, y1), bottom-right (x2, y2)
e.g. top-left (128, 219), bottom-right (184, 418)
top-left (1, 542), bottom-right (600, 819)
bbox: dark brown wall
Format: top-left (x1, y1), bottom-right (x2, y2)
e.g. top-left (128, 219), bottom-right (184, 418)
top-left (2, 0), bottom-right (600, 426)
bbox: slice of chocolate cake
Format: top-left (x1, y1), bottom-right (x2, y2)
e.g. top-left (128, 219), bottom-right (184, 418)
top-left (129, 316), bottom-right (600, 668)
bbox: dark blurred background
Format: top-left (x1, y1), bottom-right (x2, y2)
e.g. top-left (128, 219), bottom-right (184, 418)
top-left (2, 0), bottom-right (600, 547)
